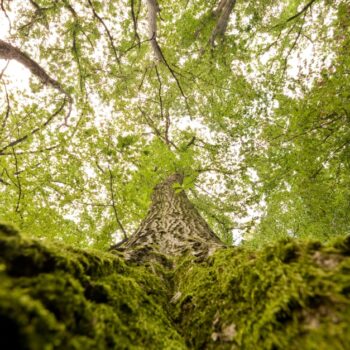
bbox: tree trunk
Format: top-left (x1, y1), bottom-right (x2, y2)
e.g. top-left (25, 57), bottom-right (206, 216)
top-left (1, 176), bottom-right (350, 349)
top-left (112, 173), bottom-right (225, 263)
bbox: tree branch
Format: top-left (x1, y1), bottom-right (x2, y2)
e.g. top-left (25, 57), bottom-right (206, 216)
top-left (286, 0), bottom-right (317, 23)
top-left (131, 0), bottom-right (141, 48)
top-left (210, 0), bottom-right (236, 47)
top-left (0, 99), bottom-right (66, 155)
top-left (146, 0), bottom-right (163, 61)
top-left (87, 0), bottom-right (120, 64)
top-left (0, 39), bottom-right (70, 98)
top-left (12, 147), bottom-right (22, 216)
top-left (1, 81), bottom-right (10, 131)
top-left (108, 168), bottom-right (127, 240)
top-left (0, 0), bottom-right (11, 31)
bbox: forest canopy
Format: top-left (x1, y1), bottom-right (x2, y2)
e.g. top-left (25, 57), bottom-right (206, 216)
top-left (0, 0), bottom-right (349, 249)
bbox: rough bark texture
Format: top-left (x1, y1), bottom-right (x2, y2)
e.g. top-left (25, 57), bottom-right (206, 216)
top-left (112, 173), bottom-right (225, 263)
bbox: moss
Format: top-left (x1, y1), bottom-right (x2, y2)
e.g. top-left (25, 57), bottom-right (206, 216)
top-left (172, 237), bottom-right (350, 349)
top-left (1, 222), bottom-right (350, 349)
top-left (0, 222), bottom-right (20, 237)
top-left (0, 223), bottom-right (186, 350)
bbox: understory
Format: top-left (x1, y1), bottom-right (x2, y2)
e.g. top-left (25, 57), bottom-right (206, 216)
top-left (1, 223), bottom-right (350, 349)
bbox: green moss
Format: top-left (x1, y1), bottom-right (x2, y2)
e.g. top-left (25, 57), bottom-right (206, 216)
top-left (172, 237), bottom-right (350, 349)
top-left (1, 222), bottom-right (350, 349)
top-left (0, 222), bottom-right (20, 237)
top-left (0, 223), bottom-right (186, 350)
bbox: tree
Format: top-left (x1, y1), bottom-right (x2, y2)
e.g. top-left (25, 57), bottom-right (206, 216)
top-left (1, 0), bottom-right (350, 349)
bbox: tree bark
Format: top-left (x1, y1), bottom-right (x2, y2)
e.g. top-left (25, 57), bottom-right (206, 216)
top-left (146, 0), bottom-right (164, 61)
top-left (0, 39), bottom-right (71, 99)
top-left (210, 0), bottom-right (236, 47)
top-left (112, 173), bottom-right (225, 262)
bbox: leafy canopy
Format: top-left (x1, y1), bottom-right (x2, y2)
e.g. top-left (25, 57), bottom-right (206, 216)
top-left (0, 0), bottom-right (349, 248)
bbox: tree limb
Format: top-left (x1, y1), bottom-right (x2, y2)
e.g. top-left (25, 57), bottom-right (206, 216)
top-left (210, 0), bottom-right (236, 47)
top-left (0, 99), bottom-right (66, 155)
top-left (131, 0), bottom-right (141, 48)
top-left (0, 39), bottom-right (70, 98)
top-left (108, 168), bottom-right (128, 240)
top-left (146, 0), bottom-right (163, 61)
top-left (286, 0), bottom-right (317, 23)
top-left (87, 0), bottom-right (120, 64)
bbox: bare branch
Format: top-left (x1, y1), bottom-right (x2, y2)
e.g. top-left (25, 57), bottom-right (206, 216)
top-left (0, 0), bottom-right (11, 31)
top-left (0, 60), bottom-right (9, 80)
top-left (137, 106), bottom-right (179, 150)
top-left (0, 39), bottom-right (70, 97)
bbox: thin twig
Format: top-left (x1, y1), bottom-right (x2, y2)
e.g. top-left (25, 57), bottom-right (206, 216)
top-left (0, 0), bottom-right (12, 32)
top-left (1, 81), bottom-right (10, 131)
top-left (12, 147), bottom-right (22, 216)
top-left (87, 0), bottom-right (120, 64)
top-left (108, 167), bottom-right (127, 239)
top-left (0, 145), bottom-right (58, 156)
top-left (0, 99), bottom-right (66, 155)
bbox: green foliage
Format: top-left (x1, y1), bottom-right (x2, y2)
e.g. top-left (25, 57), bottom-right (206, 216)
top-left (0, 0), bottom-right (349, 246)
